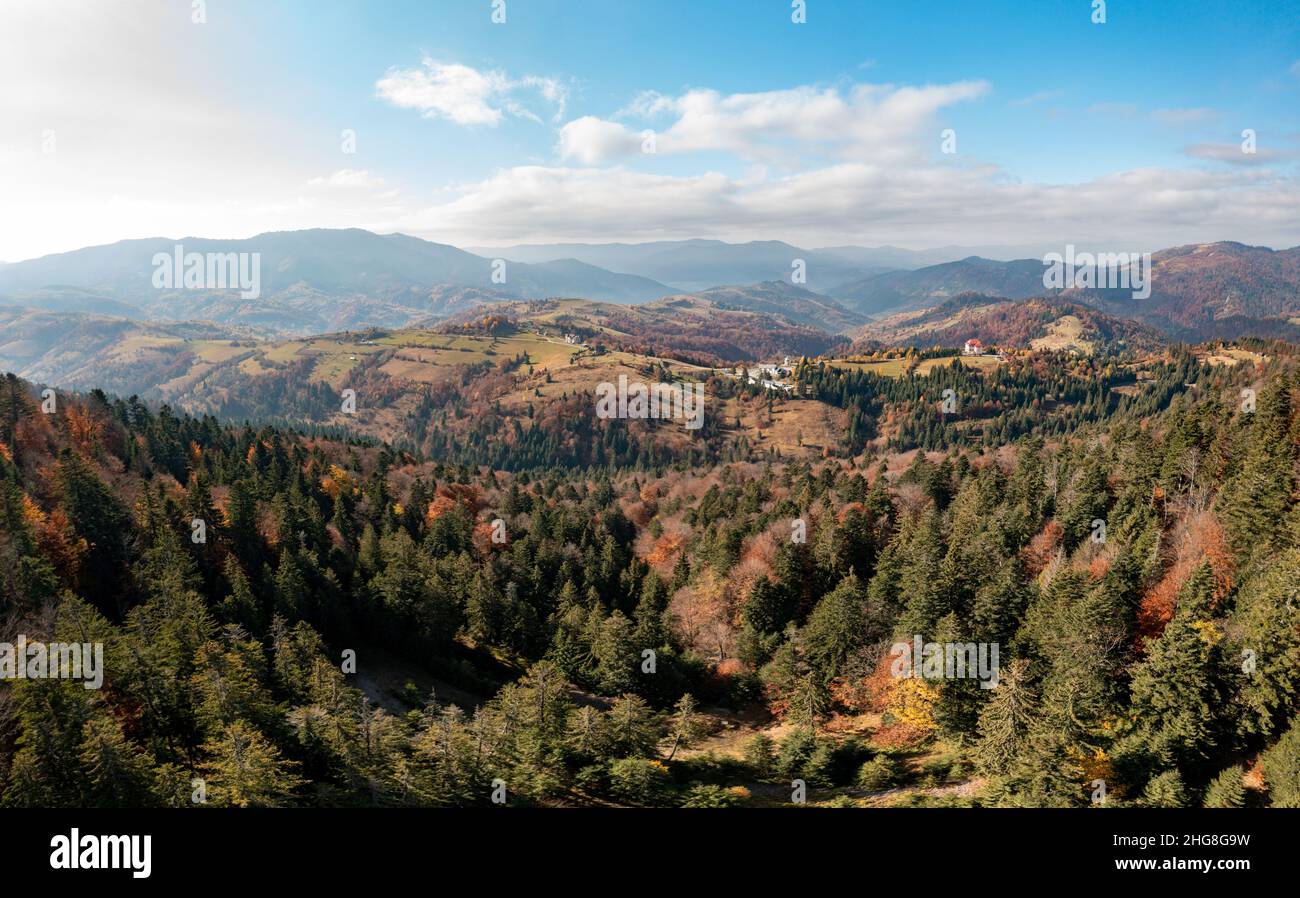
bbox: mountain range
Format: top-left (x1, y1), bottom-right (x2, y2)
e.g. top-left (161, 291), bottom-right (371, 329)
top-left (834, 257), bottom-right (1050, 316)
top-left (834, 242), bottom-right (1300, 340)
top-left (468, 238), bottom-right (897, 292)
top-left (0, 229), bottom-right (673, 335)
top-left (1, 230), bottom-right (1298, 348)
top-left (467, 239), bottom-right (1069, 290)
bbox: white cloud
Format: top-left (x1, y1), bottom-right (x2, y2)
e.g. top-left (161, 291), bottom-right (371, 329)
top-left (375, 58), bottom-right (565, 126)
top-left (1185, 142), bottom-right (1295, 165)
top-left (1, 5), bottom-right (1293, 264)
top-left (1151, 107), bottom-right (1216, 126)
top-left (1008, 89), bottom-right (1063, 107)
top-left (1090, 104), bottom-right (1217, 126)
top-left (307, 169), bottom-right (387, 189)
top-left (557, 117), bottom-right (644, 164)
top-left (389, 161), bottom-right (1300, 251)
top-left (559, 81), bottom-right (990, 165)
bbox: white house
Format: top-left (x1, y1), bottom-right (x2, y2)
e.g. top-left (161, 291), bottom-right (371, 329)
top-left (962, 338), bottom-right (984, 356)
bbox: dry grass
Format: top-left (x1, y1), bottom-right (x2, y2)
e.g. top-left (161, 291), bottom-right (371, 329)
top-left (1200, 347), bottom-right (1266, 367)
top-left (1030, 314), bottom-right (1093, 354)
top-left (916, 354), bottom-right (1002, 375)
top-left (827, 357), bottom-right (913, 376)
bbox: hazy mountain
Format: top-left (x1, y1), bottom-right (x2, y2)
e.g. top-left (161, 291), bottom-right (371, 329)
top-left (0, 229), bottom-right (674, 334)
top-left (833, 257), bottom-right (1050, 316)
top-left (469, 239), bottom-right (895, 292)
top-left (6, 231), bottom-right (1297, 345)
top-left (679, 281), bottom-right (867, 333)
top-left (813, 243), bottom-right (1056, 269)
top-left (0, 287), bottom-right (142, 318)
top-left (471, 239), bottom-right (1067, 291)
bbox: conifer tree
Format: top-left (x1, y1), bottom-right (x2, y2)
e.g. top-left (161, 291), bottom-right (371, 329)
top-left (201, 720), bottom-right (304, 808)
top-left (975, 659), bottom-right (1037, 776)
top-left (1202, 765), bottom-right (1246, 808)
top-left (803, 572), bottom-right (867, 680)
top-left (1261, 717), bottom-right (1300, 808)
top-left (78, 716), bottom-right (158, 807)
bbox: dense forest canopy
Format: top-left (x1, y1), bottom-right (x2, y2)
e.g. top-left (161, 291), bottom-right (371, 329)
top-left (0, 337), bottom-right (1297, 808)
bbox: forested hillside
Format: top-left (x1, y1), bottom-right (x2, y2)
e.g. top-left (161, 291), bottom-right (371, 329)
top-left (0, 335), bottom-right (1297, 808)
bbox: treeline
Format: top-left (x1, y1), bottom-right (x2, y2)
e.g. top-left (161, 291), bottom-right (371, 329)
top-left (797, 348), bottom-right (1222, 453)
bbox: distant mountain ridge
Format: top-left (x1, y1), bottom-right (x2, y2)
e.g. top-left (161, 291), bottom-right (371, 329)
top-left (670, 280), bottom-right (866, 333)
top-left (3, 231), bottom-right (1297, 344)
top-left (833, 256), bottom-right (1049, 316)
top-left (468, 239), bottom-right (1065, 291)
top-left (469, 238), bottom-right (887, 292)
top-left (0, 229), bottom-right (675, 335)
top-left (835, 241), bottom-right (1300, 341)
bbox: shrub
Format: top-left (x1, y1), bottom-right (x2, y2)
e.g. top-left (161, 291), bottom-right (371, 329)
top-left (742, 734), bottom-right (775, 779)
top-left (775, 729), bottom-right (817, 780)
top-left (608, 758), bottom-right (673, 806)
top-left (857, 754), bottom-right (904, 791)
top-left (680, 784), bottom-right (745, 808)
top-left (574, 763), bottom-right (610, 796)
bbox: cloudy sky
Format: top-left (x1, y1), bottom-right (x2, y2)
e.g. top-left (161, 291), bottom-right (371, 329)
top-left (1, 0), bottom-right (1298, 262)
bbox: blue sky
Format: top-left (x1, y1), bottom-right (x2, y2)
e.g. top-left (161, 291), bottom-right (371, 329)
top-left (1, 0), bottom-right (1297, 260)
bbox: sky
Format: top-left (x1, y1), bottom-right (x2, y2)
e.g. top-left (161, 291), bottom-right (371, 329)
top-left (1, 0), bottom-right (1298, 262)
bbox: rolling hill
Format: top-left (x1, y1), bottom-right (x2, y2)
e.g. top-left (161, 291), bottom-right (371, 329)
top-left (0, 290), bottom-right (847, 412)
top-left (831, 257), bottom-right (1050, 317)
top-left (448, 294), bottom-right (850, 366)
top-left (852, 293), bottom-right (1166, 355)
top-left (0, 312), bottom-right (849, 463)
top-left (669, 281), bottom-right (866, 333)
top-left (1065, 242), bottom-right (1300, 340)
top-left (0, 307), bottom-right (261, 398)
